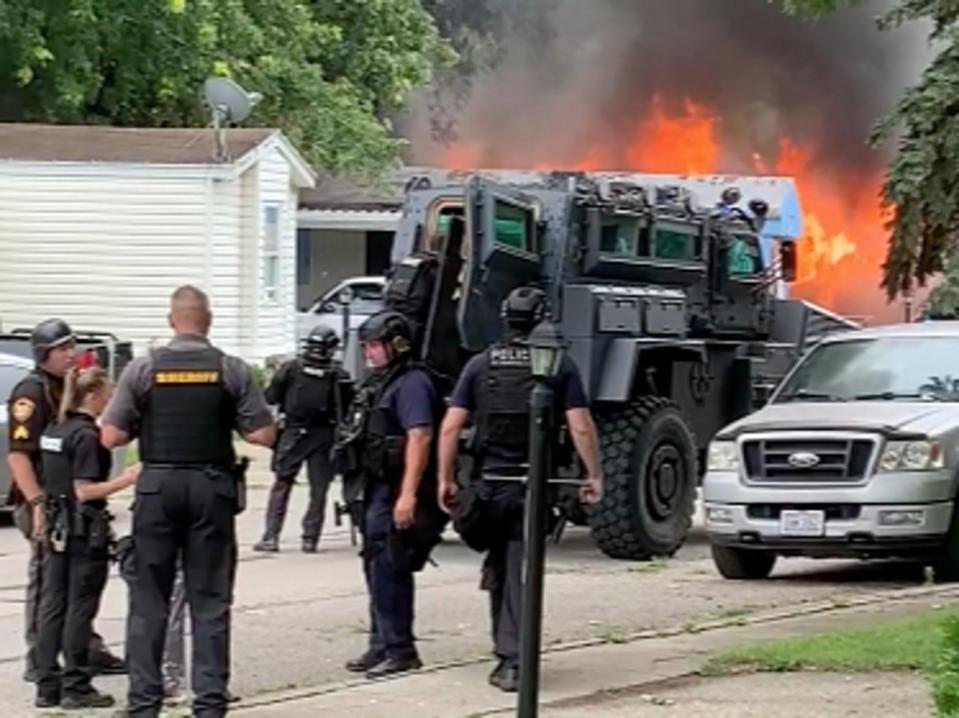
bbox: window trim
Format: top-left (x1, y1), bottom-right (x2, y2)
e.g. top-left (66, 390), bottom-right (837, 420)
top-left (261, 203), bottom-right (282, 305)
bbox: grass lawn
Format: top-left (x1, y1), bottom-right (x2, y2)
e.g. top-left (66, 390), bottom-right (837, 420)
top-left (703, 608), bottom-right (958, 676)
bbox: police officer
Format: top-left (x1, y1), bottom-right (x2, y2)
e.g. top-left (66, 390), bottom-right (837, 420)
top-left (5, 319), bottom-right (125, 683)
top-left (340, 311), bottom-right (444, 679)
top-left (101, 285), bottom-right (275, 718)
top-left (35, 366), bottom-right (140, 709)
top-left (436, 287), bottom-right (603, 692)
top-left (254, 325), bottom-right (353, 553)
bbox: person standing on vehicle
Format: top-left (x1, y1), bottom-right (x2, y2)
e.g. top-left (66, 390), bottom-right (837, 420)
top-left (5, 319), bottom-right (126, 683)
top-left (338, 311), bottom-right (445, 678)
top-left (101, 285), bottom-right (275, 718)
top-left (34, 367), bottom-right (140, 709)
top-left (254, 325), bottom-right (353, 553)
top-left (436, 287), bottom-right (603, 692)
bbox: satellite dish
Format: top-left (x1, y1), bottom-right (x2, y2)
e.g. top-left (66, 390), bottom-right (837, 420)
top-left (202, 77), bottom-right (263, 162)
top-left (203, 77), bottom-right (261, 124)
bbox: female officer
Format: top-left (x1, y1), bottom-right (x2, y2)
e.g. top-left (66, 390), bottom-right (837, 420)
top-left (35, 367), bottom-right (139, 709)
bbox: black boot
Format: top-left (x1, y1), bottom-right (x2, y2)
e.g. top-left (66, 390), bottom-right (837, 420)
top-left (253, 537), bottom-right (279, 553)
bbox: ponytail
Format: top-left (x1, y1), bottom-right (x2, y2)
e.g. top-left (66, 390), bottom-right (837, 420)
top-left (58, 367), bottom-right (109, 423)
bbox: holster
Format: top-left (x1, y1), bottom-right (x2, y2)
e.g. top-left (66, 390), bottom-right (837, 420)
top-left (79, 504), bottom-right (111, 552)
top-left (233, 457), bottom-right (250, 514)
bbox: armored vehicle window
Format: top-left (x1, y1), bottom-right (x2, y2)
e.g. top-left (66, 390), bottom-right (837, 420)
top-left (428, 202), bottom-right (465, 253)
top-left (728, 233), bottom-right (761, 276)
top-left (494, 200), bottom-right (533, 252)
top-left (600, 218), bottom-right (641, 256)
top-left (652, 228), bottom-right (696, 261)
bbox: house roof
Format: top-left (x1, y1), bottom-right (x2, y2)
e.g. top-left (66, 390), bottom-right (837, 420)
top-left (0, 123), bottom-right (316, 187)
top-left (0, 124), bottom-right (274, 163)
top-left (299, 173), bottom-right (405, 211)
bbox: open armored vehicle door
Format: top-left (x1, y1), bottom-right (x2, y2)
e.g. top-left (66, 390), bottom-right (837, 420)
top-left (457, 177), bottom-right (543, 352)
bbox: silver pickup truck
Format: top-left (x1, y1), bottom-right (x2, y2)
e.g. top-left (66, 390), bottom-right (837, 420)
top-left (703, 320), bottom-right (959, 581)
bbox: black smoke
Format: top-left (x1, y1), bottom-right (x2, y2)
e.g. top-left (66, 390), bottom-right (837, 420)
top-left (405, 0), bottom-right (929, 178)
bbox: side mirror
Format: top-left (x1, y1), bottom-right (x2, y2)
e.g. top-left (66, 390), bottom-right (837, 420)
top-left (780, 241), bottom-right (798, 283)
top-left (319, 301), bottom-right (337, 314)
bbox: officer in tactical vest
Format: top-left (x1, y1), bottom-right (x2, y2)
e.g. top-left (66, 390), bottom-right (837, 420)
top-left (6, 319), bottom-right (126, 684)
top-left (437, 286), bottom-right (603, 693)
top-left (101, 285), bottom-right (275, 718)
top-left (254, 325), bottom-right (353, 553)
top-left (35, 367), bottom-right (140, 709)
top-left (338, 311), bottom-right (445, 679)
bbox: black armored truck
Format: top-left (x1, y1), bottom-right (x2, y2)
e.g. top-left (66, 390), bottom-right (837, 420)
top-left (375, 168), bottom-right (844, 561)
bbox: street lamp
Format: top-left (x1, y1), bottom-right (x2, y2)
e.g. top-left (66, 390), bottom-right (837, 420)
top-left (338, 286), bottom-right (354, 358)
top-left (519, 319), bottom-right (566, 718)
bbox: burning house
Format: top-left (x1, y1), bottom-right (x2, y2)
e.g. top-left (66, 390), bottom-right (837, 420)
top-left (401, 0), bottom-right (931, 324)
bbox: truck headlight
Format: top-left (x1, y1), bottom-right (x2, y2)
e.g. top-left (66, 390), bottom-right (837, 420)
top-left (707, 441), bottom-right (740, 472)
top-left (879, 440), bottom-right (944, 472)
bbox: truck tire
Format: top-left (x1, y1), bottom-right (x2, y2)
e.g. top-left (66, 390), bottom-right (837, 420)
top-left (589, 398), bottom-right (697, 560)
top-left (711, 544), bottom-right (777, 580)
top-left (932, 501), bottom-right (959, 582)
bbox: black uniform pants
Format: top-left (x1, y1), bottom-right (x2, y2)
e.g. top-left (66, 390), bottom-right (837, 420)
top-left (263, 427), bottom-right (335, 543)
top-left (35, 538), bottom-right (109, 700)
top-left (14, 503), bottom-right (113, 675)
top-left (361, 482), bottom-right (417, 661)
top-left (478, 480), bottom-right (526, 666)
top-left (126, 467), bottom-right (237, 718)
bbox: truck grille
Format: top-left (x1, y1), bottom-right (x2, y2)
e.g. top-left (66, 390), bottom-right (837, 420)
top-left (742, 438), bottom-right (876, 483)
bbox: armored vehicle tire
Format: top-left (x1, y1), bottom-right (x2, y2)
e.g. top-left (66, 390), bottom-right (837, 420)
top-left (589, 398), bottom-right (697, 560)
top-left (932, 502), bottom-right (959, 582)
top-left (711, 544), bottom-right (777, 580)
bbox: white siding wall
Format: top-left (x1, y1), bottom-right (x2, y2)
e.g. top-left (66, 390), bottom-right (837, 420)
top-left (0, 166), bottom-right (210, 354)
top-left (248, 143), bottom-right (297, 362)
top-left (0, 149), bottom-right (302, 364)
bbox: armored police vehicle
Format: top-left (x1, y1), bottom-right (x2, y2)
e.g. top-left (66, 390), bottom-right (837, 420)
top-left (704, 320), bottom-right (959, 581)
top-left (383, 168), bottom-right (830, 561)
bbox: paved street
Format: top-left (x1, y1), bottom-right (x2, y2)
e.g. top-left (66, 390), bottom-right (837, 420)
top-left (0, 451), bottom-right (942, 715)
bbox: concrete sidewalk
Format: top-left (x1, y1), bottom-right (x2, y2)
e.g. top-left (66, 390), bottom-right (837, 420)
top-left (234, 584), bottom-right (958, 717)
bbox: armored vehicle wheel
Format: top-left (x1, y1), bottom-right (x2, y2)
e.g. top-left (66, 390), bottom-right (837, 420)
top-left (711, 545), bottom-right (777, 580)
top-left (589, 398), bottom-right (697, 560)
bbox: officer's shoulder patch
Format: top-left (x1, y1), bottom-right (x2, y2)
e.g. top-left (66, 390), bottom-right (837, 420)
top-left (13, 425), bottom-right (29, 440)
top-left (11, 397), bottom-right (36, 423)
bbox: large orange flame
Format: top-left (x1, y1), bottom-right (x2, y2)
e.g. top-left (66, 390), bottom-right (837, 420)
top-left (440, 96), bottom-right (903, 323)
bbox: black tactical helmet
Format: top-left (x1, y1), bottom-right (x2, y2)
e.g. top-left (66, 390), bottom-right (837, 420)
top-left (501, 287), bottom-right (546, 330)
top-left (358, 311), bottom-right (413, 355)
top-left (302, 324), bottom-right (339, 362)
top-left (31, 318), bottom-right (75, 363)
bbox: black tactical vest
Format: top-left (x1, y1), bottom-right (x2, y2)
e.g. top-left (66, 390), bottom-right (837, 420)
top-left (41, 413), bottom-right (108, 511)
top-left (140, 347), bottom-right (235, 466)
top-left (475, 343), bottom-right (535, 462)
top-left (364, 362), bottom-right (412, 482)
top-left (283, 361), bottom-right (335, 427)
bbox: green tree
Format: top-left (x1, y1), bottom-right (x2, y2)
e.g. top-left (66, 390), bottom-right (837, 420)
top-left (0, 0), bottom-right (454, 177)
top-left (780, 0), bottom-right (959, 307)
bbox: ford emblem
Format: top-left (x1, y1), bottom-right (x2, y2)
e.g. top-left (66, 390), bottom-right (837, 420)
top-left (788, 451), bottom-right (821, 469)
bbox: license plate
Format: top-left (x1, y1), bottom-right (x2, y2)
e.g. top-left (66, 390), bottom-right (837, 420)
top-left (780, 510), bottom-right (825, 537)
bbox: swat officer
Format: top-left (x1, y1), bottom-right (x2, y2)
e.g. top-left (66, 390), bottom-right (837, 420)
top-left (5, 319), bottom-right (125, 684)
top-left (436, 287), bottom-right (603, 693)
top-left (101, 285), bottom-right (275, 718)
top-left (254, 325), bottom-right (353, 553)
top-left (339, 311), bottom-right (445, 679)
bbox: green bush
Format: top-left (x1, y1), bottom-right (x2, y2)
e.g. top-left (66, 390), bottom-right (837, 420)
top-left (934, 616), bottom-right (959, 717)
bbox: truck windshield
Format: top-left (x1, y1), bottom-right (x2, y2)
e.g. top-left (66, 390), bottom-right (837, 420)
top-left (775, 336), bottom-right (959, 403)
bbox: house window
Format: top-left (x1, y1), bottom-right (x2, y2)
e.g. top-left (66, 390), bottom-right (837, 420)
top-left (262, 204), bottom-right (281, 302)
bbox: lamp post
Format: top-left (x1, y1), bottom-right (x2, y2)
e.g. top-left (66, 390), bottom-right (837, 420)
top-left (518, 320), bottom-right (566, 718)
top-left (338, 286), bottom-right (354, 359)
